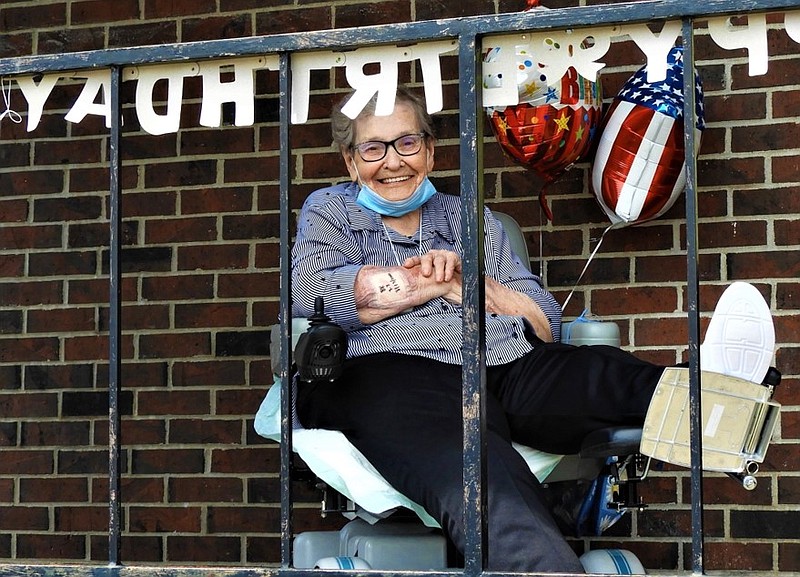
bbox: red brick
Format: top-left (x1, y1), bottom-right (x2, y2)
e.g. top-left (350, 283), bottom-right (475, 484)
top-left (701, 541), bottom-right (773, 572)
top-left (172, 360), bottom-right (245, 387)
top-left (0, 337), bottom-right (60, 362)
top-left (166, 535), bottom-right (240, 563)
top-left (0, 392), bottom-right (59, 419)
top-left (108, 20), bottom-right (178, 48)
top-left (139, 332), bottom-right (211, 359)
top-left (255, 6), bottom-right (332, 34)
top-left (0, 505), bottom-right (50, 530)
top-left (144, 159), bottom-right (217, 188)
top-left (63, 334), bottom-right (134, 362)
top-left (210, 447), bottom-right (277, 474)
top-left (181, 14), bottom-right (252, 43)
top-left (71, 0), bottom-right (139, 24)
top-left (1, 2), bottom-right (67, 31)
top-left (137, 390), bottom-right (210, 416)
top-left (141, 274), bottom-right (214, 301)
top-left (54, 506), bottom-right (107, 532)
top-left (170, 418), bottom-right (242, 444)
top-left (177, 244), bottom-right (250, 270)
top-left (0, 280), bottom-right (62, 307)
top-left (16, 533), bottom-right (86, 560)
top-left (174, 302), bottom-right (247, 329)
top-left (129, 506), bottom-right (203, 532)
top-left (22, 421), bottom-right (91, 447)
top-left (169, 477), bottom-right (243, 503)
top-left (20, 477), bottom-right (88, 503)
top-left (92, 476), bottom-right (165, 504)
top-left (180, 186), bottom-right (253, 214)
top-left (0, 450), bottom-right (54, 475)
top-left (207, 505), bottom-right (278, 532)
top-left (131, 448), bottom-right (205, 474)
top-left (145, 216), bottom-right (217, 244)
top-left (28, 307), bottom-right (96, 333)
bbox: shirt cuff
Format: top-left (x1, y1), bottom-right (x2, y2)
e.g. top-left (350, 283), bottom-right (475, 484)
top-left (324, 264), bottom-right (366, 332)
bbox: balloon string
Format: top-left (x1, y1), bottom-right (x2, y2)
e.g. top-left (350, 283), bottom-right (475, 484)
top-left (0, 77), bottom-right (23, 126)
top-left (561, 223), bottom-right (614, 312)
top-left (538, 181), bottom-right (554, 222)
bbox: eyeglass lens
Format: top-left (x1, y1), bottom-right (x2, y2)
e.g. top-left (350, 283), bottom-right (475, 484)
top-left (355, 133), bottom-right (424, 162)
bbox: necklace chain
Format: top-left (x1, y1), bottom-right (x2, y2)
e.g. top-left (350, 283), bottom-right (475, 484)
top-left (381, 215), bottom-right (423, 267)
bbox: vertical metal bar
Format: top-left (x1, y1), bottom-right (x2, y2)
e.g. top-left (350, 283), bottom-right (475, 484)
top-left (278, 51), bottom-right (294, 569)
top-left (107, 64), bottom-right (123, 567)
top-left (681, 19), bottom-right (704, 575)
top-left (458, 31), bottom-right (487, 575)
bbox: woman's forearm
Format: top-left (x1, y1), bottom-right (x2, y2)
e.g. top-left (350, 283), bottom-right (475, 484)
top-left (484, 276), bottom-right (554, 342)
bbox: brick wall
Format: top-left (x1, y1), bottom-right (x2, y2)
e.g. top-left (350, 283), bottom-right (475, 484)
top-left (1, 0), bottom-right (798, 571)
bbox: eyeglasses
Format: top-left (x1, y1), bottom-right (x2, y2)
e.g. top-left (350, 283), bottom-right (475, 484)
top-left (352, 133), bottom-right (426, 162)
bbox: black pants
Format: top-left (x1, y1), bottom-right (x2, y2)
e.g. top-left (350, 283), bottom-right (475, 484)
top-left (297, 343), bottom-right (664, 573)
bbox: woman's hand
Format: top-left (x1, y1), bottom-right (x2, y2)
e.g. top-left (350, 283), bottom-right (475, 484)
top-left (403, 249), bottom-right (461, 282)
top-left (404, 250), bottom-right (462, 304)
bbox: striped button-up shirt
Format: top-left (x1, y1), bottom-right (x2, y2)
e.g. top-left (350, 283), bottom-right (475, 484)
top-left (291, 181), bottom-right (562, 367)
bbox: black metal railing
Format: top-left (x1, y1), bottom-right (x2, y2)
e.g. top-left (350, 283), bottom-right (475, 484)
top-left (1, 1), bottom-right (798, 574)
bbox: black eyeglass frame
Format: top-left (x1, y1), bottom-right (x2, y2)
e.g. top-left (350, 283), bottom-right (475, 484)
top-left (351, 132), bottom-right (427, 162)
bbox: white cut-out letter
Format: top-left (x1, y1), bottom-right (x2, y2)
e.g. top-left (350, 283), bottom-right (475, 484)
top-left (16, 73), bottom-right (60, 131)
top-left (784, 10), bottom-right (800, 44)
top-left (198, 56), bottom-right (278, 127)
top-left (341, 46), bottom-right (408, 119)
top-left (480, 34), bottom-right (524, 108)
top-left (624, 20), bottom-right (682, 82)
top-left (65, 70), bottom-right (113, 127)
top-left (532, 26), bottom-right (615, 85)
top-left (130, 62), bottom-right (198, 135)
top-left (290, 51), bottom-right (344, 124)
top-left (408, 40), bottom-right (457, 114)
top-left (708, 14), bottom-right (768, 76)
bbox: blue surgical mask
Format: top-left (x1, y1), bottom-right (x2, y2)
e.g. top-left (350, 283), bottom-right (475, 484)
top-left (355, 176), bottom-right (437, 217)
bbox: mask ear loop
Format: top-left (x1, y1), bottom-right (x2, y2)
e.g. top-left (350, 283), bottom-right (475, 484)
top-left (0, 78), bottom-right (24, 134)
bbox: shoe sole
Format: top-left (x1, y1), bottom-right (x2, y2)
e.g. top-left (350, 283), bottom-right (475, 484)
top-left (699, 282), bottom-right (775, 384)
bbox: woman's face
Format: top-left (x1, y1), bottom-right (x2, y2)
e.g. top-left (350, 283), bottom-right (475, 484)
top-left (342, 102), bottom-right (435, 202)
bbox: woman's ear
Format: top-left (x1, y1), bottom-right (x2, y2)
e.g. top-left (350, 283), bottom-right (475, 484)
top-left (425, 140), bottom-right (435, 173)
top-left (342, 147), bottom-right (358, 182)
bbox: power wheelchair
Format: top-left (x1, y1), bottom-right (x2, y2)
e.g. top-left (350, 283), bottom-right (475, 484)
top-left (255, 212), bottom-right (781, 573)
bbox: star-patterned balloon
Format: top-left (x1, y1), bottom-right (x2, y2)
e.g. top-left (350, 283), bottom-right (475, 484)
top-left (484, 44), bottom-right (603, 221)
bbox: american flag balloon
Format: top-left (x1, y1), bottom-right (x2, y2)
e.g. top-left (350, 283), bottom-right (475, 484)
top-left (591, 46), bottom-right (704, 227)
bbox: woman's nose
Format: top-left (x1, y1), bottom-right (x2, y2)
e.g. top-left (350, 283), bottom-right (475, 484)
top-left (383, 146), bottom-right (405, 168)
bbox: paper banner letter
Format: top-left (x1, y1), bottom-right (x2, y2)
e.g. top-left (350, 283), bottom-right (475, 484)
top-left (130, 62), bottom-right (198, 135)
top-left (784, 10), bottom-right (800, 44)
top-left (291, 51), bottom-right (345, 124)
top-left (199, 56), bottom-right (278, 128)
top-left (481, 34), bottom-right (525, 108)
top-left (341, 45), bottom-right (412, 119)
top-left (64, 70), bottom-right (112, 127)
top-left (16, 73), bottom-right (60, 131)
top-left (531, 26), bottom-right (615, 85)
top-left (708, 13), bottom-right (768, 76)
top-left (408, 40), bottom-right (457, 114)
top-left (624, 20), bottom-right (682, 82)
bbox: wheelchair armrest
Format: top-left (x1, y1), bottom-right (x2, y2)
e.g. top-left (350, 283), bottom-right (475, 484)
top-left (579, 427), bottom-right (642, 459)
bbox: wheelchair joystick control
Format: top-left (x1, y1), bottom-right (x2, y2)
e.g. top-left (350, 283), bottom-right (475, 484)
top-left (295, 297), bottom-right (348, 383)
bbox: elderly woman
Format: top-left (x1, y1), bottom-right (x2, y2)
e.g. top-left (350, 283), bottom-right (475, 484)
top-left (290, 86), bottom-right (773, 572)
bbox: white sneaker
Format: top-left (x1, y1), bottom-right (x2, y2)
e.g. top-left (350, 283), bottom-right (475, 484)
top-left (700, 282), bottom-right (775, 384)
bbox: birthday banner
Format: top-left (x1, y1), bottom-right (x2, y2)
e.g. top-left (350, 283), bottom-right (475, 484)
top-left (1, 12), bottom-right (799, 135)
